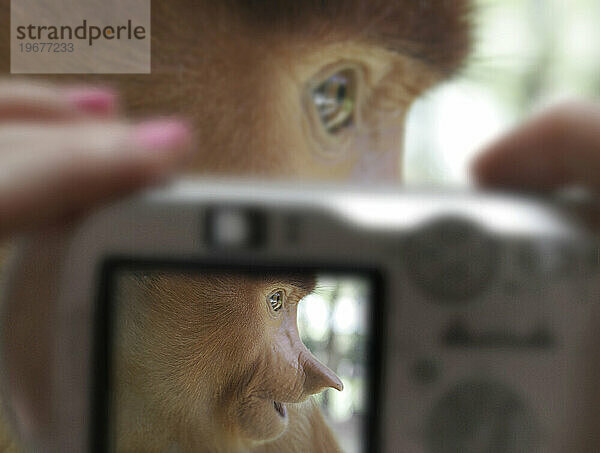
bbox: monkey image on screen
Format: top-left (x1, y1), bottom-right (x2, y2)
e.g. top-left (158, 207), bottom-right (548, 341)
top-left (106, 268), bottom-right (374, 453)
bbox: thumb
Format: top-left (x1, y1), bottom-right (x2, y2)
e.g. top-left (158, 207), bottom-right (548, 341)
top-left (472, 102), bottom-right (600, 191)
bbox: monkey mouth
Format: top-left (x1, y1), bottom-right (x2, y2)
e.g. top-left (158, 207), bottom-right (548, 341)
top-left (273, 401), bottom-right (287, 418)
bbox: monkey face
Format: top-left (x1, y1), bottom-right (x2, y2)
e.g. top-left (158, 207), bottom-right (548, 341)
top-left (114, 0), bottom-right (472, 182)
top-left (8, 1), bottom-right (470, 182)
top-left (138, 37), bottom-right (437, 182)
top-left (114, 272), bottom-right (342, 447)
top-left (231, 282), bottom-right (343, 442)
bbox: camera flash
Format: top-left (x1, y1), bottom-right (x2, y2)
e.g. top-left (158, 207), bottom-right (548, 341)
top-left (205, 207), bottom-right (265, 248)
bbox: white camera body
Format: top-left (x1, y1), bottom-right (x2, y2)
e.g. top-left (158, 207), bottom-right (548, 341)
top-left (1, 179), bottom-right (599, 453)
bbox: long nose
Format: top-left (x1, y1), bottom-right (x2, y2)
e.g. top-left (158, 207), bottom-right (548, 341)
top-left (280, 310), bottom-right (343, 397)
top-left (300, 346), bottom-right (343, 395)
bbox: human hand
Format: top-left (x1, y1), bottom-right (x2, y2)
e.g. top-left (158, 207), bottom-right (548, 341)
top-left (473, 102), bottom-right (600, 193)
top-left (0, 80), bottom-right (192, 239)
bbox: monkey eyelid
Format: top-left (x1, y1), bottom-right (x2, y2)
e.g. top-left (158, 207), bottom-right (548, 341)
top-left (302, 61), bottom-right (365, 157)
top-left (267, 289), bottom-right (286, 313)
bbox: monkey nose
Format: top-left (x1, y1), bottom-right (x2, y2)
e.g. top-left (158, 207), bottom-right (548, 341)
top-left (302, 353), bottom-right (344, 395)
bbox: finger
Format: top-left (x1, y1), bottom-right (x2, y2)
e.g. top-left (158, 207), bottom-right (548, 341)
top-left (0, 118), bottom-right (192, 237)
top-left (472, 102), bottom-right (600, 191)
top-left (0, 80), bottom-right (118, 121)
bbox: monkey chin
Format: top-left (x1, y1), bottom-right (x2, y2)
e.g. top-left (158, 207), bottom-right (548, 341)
top-left (235, 397), bottom-right (290, 444)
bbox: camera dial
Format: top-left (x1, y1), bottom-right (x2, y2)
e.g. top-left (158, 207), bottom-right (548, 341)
top-left (425, 379), bottom-right (538, 453)
top-left (404, 217), bottom-right (498, 304)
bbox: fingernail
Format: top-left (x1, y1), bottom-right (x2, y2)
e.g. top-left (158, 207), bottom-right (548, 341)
top-left (132, 119), bottom-right (192, 151)
top-left (65, 87), bottom-right (118, 114)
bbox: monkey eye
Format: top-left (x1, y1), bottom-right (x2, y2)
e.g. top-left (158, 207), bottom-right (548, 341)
top-left (311, 68), bottom-right (357, 135)
top-left (268, 290), bottom-right (285, 312)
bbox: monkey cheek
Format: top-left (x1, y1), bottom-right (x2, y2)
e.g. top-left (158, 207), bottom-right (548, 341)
top-left (236, 398), bottom-right (289, 443)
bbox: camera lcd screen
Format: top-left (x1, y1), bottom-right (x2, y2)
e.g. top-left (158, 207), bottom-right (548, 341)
top-left (95, 262), bottom-right (381, 453)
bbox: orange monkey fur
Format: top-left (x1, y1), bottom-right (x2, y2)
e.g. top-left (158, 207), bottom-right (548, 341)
top-left (113, 272), bottom-right (343, 452)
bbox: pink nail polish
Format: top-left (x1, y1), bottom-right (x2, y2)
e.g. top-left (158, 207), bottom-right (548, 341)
top-left (65, 87), bottom-right (118, 114)
top-left (132, 119), bottom-right (191, 150)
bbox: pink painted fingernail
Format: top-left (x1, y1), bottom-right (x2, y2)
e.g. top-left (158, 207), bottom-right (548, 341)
top-left (65, 87), bottom-right (118, 114)
top-left (132, 119), bottom-right (192, 151)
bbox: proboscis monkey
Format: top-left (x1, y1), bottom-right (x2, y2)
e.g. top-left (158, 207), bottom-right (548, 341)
top-left (114, 272), bottom-right (343, 453)
top-left (0, 0), bottom-right (472, 451)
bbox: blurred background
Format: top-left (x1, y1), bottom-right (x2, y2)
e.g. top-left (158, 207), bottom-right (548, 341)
top-left (297, 275), bottom-right (371, 453)
top-left (404, 0), bottom-right (600, 185)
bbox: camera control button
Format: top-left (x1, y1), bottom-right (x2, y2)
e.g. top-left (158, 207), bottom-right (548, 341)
top-left (404, 217), bottom-right (498, 304)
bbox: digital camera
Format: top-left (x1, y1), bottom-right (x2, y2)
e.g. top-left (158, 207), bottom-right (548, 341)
top-left (1, 179), bottom-right (599, 453)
